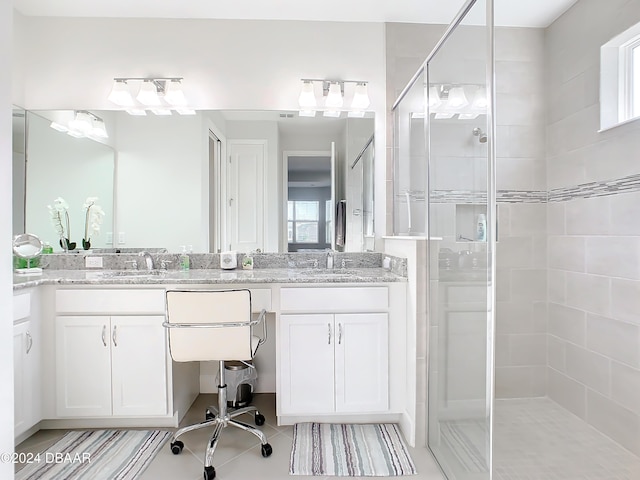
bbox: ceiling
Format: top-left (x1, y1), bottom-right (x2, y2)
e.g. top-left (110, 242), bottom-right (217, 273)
top-left (13, 0), bottom-right (578, 28)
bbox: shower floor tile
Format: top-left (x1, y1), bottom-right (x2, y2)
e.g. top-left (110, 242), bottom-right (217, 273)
top-left (493, 397), bottom-right (640, 480)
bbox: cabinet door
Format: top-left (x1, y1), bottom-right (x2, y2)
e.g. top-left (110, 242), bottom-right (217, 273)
top-left (111, 316), bottom-right (168, 416)
top-left (280, 314), bottom-right (335, 414)
top-left (13, 322), bottom-right (28, 433)
top-left (335, 313), bottom-right (388, 413)
top-left (55, 316), bottom-right (112, 417)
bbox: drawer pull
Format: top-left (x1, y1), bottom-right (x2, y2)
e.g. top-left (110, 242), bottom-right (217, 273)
top-left (338, 323), bottom-right (343, 345)
top-left (102, 325), bottom-right (107, 347)
top-left (328, 323), bottom-right (332, 344)
top-left (112, 325), bottom-right (118, 347)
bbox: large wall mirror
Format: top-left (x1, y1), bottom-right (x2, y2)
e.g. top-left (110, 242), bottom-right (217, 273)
top-left (12, 109), bottom-right (374, 253)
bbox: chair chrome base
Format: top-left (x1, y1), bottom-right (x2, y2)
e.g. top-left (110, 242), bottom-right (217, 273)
top-left (169, 361), bottom-right (272, 480)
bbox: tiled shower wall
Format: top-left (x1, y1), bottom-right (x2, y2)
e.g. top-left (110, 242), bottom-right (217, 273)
top-left (545, 0), bottom-right (640, 456)
top-left (386, 23), bottom-right (548, 401)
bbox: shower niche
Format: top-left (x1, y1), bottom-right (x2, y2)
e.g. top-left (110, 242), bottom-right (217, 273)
top-left (455, 204), bottom-right (487, 242)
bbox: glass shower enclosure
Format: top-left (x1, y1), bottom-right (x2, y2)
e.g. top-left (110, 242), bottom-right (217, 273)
top-left (393, 1), bottom-right (495, 479)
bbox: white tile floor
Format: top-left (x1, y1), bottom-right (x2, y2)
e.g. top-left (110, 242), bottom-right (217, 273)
top-left (16, 394), bottom-right (446, 480)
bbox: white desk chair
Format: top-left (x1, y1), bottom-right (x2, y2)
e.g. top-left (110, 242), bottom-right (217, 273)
top-left (164, 289), bottom-right (272, 480)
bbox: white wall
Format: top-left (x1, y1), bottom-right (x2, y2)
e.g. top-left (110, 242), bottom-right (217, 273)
top-left (2, 3), bottom-right (15, 478)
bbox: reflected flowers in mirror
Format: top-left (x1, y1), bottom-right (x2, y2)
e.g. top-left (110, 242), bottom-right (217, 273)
top-left (47, 197), bottom-right (76, 251)
top-left (82, 197), bottom-right (105, 250)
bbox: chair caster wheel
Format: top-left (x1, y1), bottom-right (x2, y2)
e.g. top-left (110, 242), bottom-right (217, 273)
top-left (170, 440), bottom-right (184, 455)
top-left (255, 413), bottom-right (265, 426)
top-left (261, 443), bottom-right (273, 457)
top-left (205, 410), bottom-right (215, 421)
top-left (204, 465), bottom-right (216, 479)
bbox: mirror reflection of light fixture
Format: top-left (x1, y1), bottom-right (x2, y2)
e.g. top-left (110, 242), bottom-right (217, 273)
top-left (447, 86), bottom-right (468, 108)
top-left (108, 77), bottom-right (194, 115)
top-left (297, 78), bottom-right (371, 117)
top-left (472, 87), bottom-right (488, 109)
top-left (428, 86), bottom-right (442, 108)
top-left (50, 110), bottom-right (109, 139)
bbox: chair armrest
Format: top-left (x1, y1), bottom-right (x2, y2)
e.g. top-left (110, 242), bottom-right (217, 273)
top-left (254, 308), bottom-right (268, 347)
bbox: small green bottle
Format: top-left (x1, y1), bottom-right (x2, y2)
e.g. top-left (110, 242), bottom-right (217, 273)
top-left (180, 246), bottom-right (190, 271)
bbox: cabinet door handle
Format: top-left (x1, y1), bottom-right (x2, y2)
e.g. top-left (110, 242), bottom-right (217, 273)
top-left (26, 332), bottom-right (33, 354)
top-left (338, 323), bottom-right (343, 345)
top-left (328, 323), bottom-right (332, 344)
top-left (112, 325), bottom-right (118, 347)
top-left (102, 325), bottom-right (107, 347)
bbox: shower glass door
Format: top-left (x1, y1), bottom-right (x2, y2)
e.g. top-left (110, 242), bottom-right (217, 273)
top-left (426, 0), bottom-right (494, 479)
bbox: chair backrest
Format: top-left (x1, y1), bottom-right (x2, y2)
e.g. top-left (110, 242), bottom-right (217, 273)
top-left (165, 289), bottom-right (253, 362)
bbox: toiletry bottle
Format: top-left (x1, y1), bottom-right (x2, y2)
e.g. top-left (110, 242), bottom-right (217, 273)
top-left (476, 214), bottom-right (487, 242)
top-left (42, 242), bottom-right (53, 254)
top-left (180, 245), bottom-right (190, 271)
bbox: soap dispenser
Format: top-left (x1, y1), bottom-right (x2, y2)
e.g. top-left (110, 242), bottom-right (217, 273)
top-left (180, 245), bottom-right (190, 271)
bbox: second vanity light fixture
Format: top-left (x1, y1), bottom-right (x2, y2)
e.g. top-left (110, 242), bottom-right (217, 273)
top-left (107, 77), bottom-right (195, 115)
top-left (298, 79), bottom-right (371, 118)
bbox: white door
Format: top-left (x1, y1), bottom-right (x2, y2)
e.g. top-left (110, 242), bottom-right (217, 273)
top-left (280, 314), bottom-right (335, 414)
top-left (228, 141), bottom-right (266, 252)
top-left (13, 322), bottom-right (28, 432)
top-left (55, 316), bottom-right (112, 417)
top-left (111, 316), bottom-right (168, 416)
top-left (334, 313), bottom-right (388, 412)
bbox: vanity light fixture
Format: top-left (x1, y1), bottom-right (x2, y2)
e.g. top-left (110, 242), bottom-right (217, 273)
top-left (350, 82), bottom-right (370, 109)
top-left (428, 86), bottom-right (442, 108)
top-left (325, 82), bottom-right (344, 108)
top-left (137, 80), bottom-right (162, 106)
top-left (108, 77), bottom-right (194, 115)
top-left (49, 110), bottom-right (109, 139)
top-left (471, 87), bottom-right (488, 109)
top-left (298, 80), bottom-right (317, 108)
top-left (426, 83), bottom-right (488, 120)
top-left (297, 78), bottom-right (371, 117)
top-left (107, 79), bottom-right (135, 106)
top-left (348, 111), bottom-right (366, 118)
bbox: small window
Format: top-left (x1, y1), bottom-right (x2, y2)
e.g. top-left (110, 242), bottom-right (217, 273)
top-left (600, 22), bottom-right (640, 130)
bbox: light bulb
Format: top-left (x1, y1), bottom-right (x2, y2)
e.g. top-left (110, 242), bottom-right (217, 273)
top-left (137, 80), bottom-right (161, 106)
top-left (325, 82), bottom-right (343, 108)
top-left (164, 79), bottom-right (187, 106)
top-left (108, 80), bottom-right (134, 106)
top-left (447, 87), bottom-right (468, 108)
top-left (351, 83), bottom-right (370, 110)
top-left (298, 81), bottom-right (317, 108)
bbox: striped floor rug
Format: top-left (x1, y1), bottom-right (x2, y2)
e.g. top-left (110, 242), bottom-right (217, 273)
top-left (16, 430), bottom-right (171, 480)
top-left (290, 423), bottom-right (417, 476)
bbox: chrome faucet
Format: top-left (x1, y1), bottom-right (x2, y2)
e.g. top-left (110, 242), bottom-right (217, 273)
top-left (326, 251), bottom-right (334, 269)
top-left (138, 251), bottom-right (154, 271)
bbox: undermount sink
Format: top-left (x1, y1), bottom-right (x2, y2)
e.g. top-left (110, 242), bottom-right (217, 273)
top-left (295, 268), bottom-right (362, 276)
top-left (101, 270), bottom-right (166, 277)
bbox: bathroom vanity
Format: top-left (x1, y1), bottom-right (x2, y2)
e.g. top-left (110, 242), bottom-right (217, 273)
top-left (13, 258), bottom-right (409, 443)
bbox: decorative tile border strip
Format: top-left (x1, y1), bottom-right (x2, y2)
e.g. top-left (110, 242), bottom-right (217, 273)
top-left (548, 173), bottom-right (640, 202)
top-left (429, 189), bottom-right (547, 204)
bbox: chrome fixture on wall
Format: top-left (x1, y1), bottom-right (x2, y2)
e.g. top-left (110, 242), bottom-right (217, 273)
top-left (297, 78), bottom-right (370, 118)
top-left (472, 127), bottom-right (488, 143)
top-left (50, 110), bottom-right (108, 139)
top-left (107, 77), bottom-right (195, 116)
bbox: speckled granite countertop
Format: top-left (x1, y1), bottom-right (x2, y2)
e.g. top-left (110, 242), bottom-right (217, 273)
top-left (13, 267), bottom-right (406, 290)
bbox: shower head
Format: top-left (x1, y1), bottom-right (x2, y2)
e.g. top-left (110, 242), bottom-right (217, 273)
top-left (472, 127), bottom-right (488, 143)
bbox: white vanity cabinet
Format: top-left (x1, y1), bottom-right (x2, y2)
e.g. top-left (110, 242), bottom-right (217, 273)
top-left (13, 290), bottom-right (42, 438)
top-left (278, 287), bottom-right (389, 416)
top-left (54, 289), bottom-right (168, 418)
